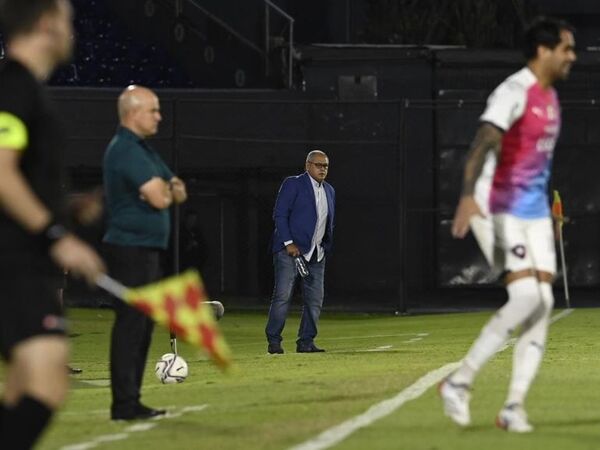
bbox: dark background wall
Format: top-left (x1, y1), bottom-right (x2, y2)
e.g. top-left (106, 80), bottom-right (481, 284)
top-left (0, 0), bottom-right (595, 311)
top-left (56, 90), bottom-right (408, 311)
top-left (56, 47), bottom-right (600, 312)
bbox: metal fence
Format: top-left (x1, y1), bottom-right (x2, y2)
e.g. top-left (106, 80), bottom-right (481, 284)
top-left (54, 89), bottom-right (600, 311)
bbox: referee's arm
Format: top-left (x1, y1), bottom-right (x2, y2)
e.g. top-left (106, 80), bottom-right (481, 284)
top-left (0, 147), bottom-right (51, 232)
top-left (0, 147), bottom-right (105, 282)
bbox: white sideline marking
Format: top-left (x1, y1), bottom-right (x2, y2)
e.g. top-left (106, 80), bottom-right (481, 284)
top-left (363, 345), bottom-right (393, 352)
top-left (236, 333), bottom-right (432, 349)
top-left (75, 379), bottom-right (111, 387)
top-left (289, 309), bottom-right (574, 450)
top-left (301, 333), bottom-right (430, 355)
top-left (550, 308), bottom-right (573, 324)
top-left (403, 333), bottom-right (429, 344)
top-left (497, 337), bottom-right (517, 353)
top-left (93, 434), bottom-right (129, 443)
top-left (321, 333), bottom-right (429, 341)
top-left (60, 409), bottom-right (107, 416)
top-left (288, 363), bottom-right (461, 450)
top-left (153, 404), bottom-right (209, 420)
top-left (240, 333), bottom-right (435, 354)
top-left (60, 405), bottom-right (177, 417)
top-left (59, 404), bottom-right (208, 450)
top-left (125, 423), bottom-right (157, 432)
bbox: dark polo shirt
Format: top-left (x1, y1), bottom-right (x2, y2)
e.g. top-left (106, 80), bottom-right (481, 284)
top-left (103, 126), bottom-right (173, 249)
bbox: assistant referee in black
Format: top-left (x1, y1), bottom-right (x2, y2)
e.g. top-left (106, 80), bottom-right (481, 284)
top-left (0, 1), bottom-right (105, 448)
top-left (103, 85), bottom-right (187, 420)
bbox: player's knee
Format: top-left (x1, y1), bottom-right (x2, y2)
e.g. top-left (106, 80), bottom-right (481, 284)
top-left (506, 276), bottom-right (544, 311)
top-left (12, 336), bottom-right (70, 408)
top-left (489, 277), bottom-right (544, 335)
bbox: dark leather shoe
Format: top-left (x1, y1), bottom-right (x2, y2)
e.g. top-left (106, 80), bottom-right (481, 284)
top-left (112, 405), bottom-right (166, 421)
top-left (268, 343), bottom-right (284, 354)
top-left (136, 404), bottom-right (166, 418)
top-left (296, 343), bottom-right (325, 353)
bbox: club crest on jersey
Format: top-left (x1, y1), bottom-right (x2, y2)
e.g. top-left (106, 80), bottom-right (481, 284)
top-left (511, 245), bottom-right (526, 259)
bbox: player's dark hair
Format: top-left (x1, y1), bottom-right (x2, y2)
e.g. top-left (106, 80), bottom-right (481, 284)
top-left (523, 16), bottom-right (575, 60)
top-left (0, 0), bottom-right (61, 41)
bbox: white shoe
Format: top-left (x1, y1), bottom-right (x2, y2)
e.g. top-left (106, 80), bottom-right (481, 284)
top-left (496, 404), bottom-right (533, 433)
top-left (439, 378), bottom-right (471, 426)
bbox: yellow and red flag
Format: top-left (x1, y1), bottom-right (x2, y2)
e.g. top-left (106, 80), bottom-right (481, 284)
top-left (123, 270), bottom-right (232, 371)
top-left (552, 190), bottom-right (564, 225)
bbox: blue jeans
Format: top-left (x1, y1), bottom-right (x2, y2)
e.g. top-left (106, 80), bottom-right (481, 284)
top-left (265, 250), bottom-right (326, 346)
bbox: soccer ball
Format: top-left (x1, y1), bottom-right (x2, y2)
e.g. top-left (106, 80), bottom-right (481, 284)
top-left (154, 353), bottom-right (188, 384)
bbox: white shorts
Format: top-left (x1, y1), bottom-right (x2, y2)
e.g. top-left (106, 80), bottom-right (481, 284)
top-left (470, 213), bottom-right (556, 275)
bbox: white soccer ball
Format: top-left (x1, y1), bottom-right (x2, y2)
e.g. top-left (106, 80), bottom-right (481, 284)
top-left (154, 353), bottom-right (188, 384)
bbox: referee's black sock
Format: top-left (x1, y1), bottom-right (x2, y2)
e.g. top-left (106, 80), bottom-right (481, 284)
top-left (1, 395), bottom-right (53, 450)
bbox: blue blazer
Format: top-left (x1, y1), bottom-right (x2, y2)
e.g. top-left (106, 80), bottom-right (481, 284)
top-left (272, 172), bottom-right (335, 255)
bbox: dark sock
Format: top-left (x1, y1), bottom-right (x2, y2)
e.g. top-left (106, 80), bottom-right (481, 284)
top-left (0, 401), bottom-right (4, 431)
top-left (1, 395), bottom-right (53, 450)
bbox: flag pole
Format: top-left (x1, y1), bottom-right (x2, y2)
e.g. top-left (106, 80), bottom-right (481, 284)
top-left (96, 274), bottom-right (127, 299)
top-left (558, 223), bottom-right (570, 308)
top-left (95, 270), bottom-right (232, 371)
top-left (552, 190), bottom-right (571, 309)
top-left (97, 273), bottom-right (179, 354)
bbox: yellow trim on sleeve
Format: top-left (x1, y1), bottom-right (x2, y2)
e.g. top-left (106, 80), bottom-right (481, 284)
top-left (0, 111), bottom-right (28, 151)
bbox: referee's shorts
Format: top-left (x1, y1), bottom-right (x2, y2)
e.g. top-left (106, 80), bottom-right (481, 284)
top-left (0, 262), bottom-right (66, 360)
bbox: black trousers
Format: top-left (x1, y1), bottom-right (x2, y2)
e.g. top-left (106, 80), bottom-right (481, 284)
top-left (104, 243), bottom-right (163, 417)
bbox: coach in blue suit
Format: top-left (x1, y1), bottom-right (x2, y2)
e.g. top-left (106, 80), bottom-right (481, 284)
top-left (265, 150), bottom-right (335, 354)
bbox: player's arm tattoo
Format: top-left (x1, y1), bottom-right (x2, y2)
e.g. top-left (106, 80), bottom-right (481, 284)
top-left (460, 123), bottom-right (503, 197)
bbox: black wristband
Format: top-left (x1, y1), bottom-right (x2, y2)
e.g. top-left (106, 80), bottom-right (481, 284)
top-left (37, 221), bottom-right (68, 252)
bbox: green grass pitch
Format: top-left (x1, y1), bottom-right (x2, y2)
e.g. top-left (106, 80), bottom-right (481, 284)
top-left (2, 306), bottom-right (600, 450)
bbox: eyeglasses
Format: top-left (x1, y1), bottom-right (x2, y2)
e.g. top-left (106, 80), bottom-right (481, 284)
top-left (308, 162), bottom-right (329, 169)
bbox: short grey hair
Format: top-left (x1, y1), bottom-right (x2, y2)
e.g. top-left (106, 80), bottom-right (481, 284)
top-left (306, 150), bottom-right (327, 162)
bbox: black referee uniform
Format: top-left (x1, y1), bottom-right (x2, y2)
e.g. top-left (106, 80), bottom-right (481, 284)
top-left (0, 58), bottom-right (67, 358)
